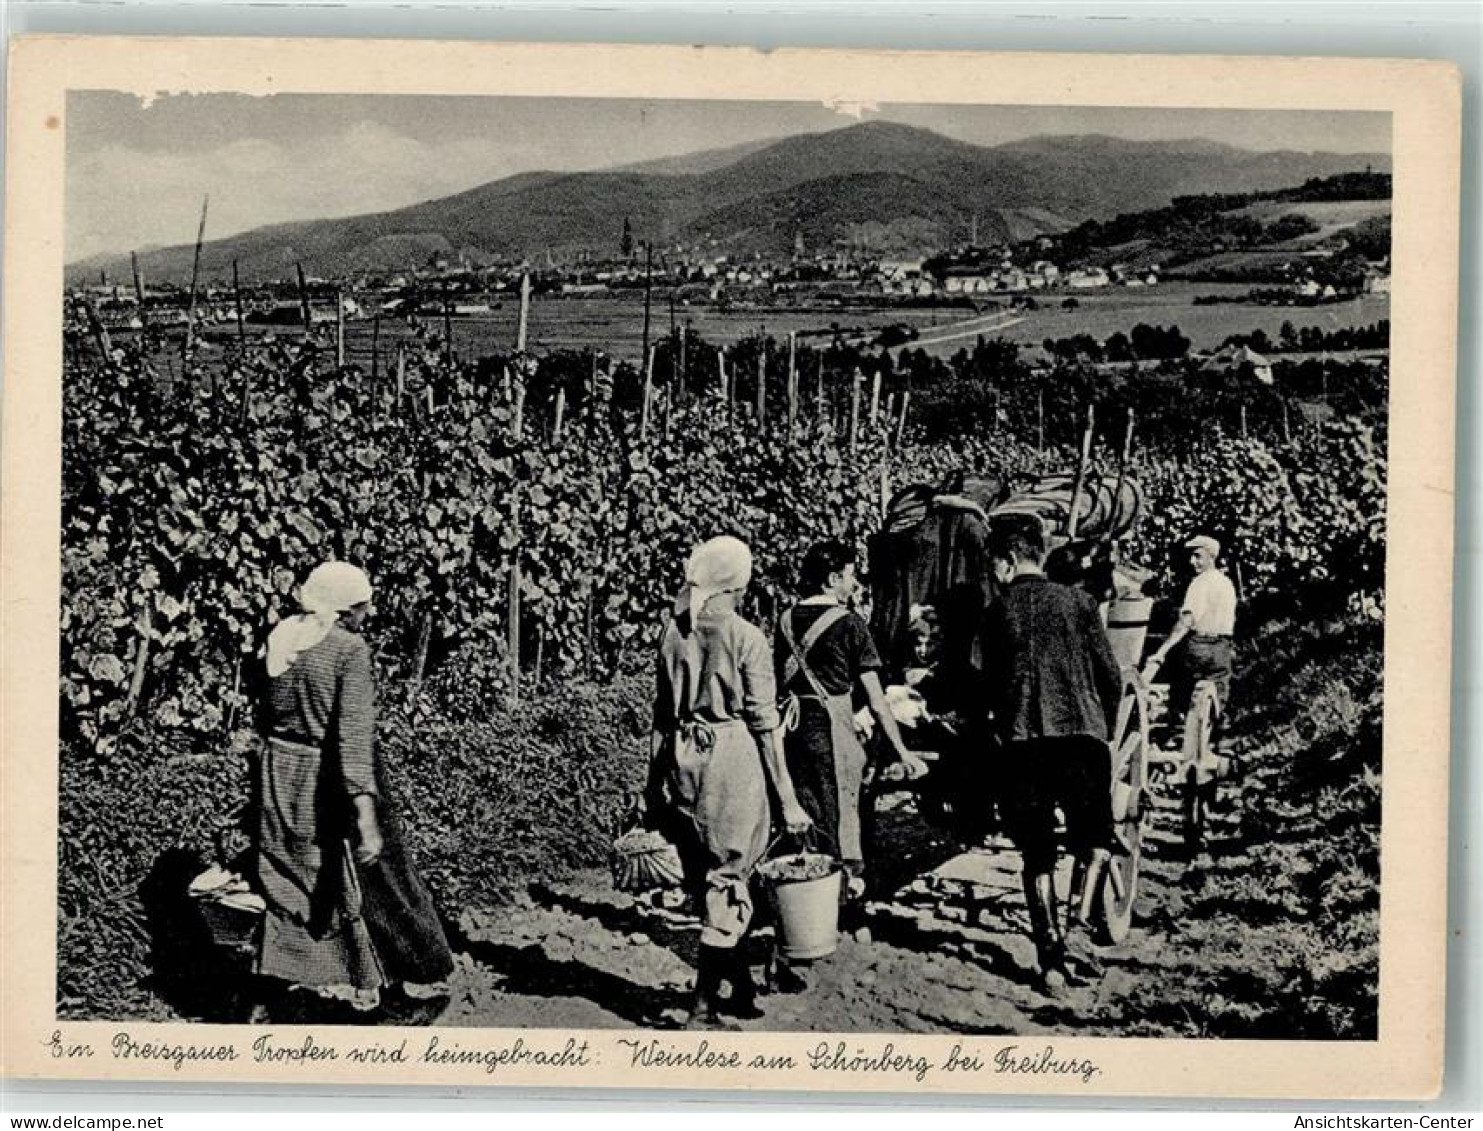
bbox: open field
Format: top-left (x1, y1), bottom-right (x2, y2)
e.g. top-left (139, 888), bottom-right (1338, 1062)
top-left (333, 297), bottom-right (977, 363)
top-left (1231, 198), bottom-right (1391, 243)
top-left (257, 282), bottom-right (1391, 368)
top-left (945, 284), bottom-right (1389, 359)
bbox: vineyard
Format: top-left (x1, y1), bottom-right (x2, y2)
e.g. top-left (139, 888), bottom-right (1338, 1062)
top-left (58, 303), bottom-right (1387, 1026)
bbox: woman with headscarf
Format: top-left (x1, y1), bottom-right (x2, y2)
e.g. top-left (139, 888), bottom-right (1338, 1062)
top-left (254, 561), bottom-right (453, 1014)
top-left (644, 536), bottom-right (812, 1027)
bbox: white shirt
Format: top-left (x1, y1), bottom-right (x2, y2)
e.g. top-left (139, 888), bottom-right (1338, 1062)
top-left (1181, 568), bottom-right (1237, 636)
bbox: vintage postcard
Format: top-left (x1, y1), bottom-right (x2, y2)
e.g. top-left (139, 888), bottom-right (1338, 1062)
top-left (0, 37), bottom-right (1462, 1099)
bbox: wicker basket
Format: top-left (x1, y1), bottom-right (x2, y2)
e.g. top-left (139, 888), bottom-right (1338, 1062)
top-left (610, 826), bottom-right (685, 893)
top-left (198, 892), bottom-right (263, 951)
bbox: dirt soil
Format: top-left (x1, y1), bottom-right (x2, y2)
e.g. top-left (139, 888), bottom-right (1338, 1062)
top-left (399, 782), bottom-right (1236, 1037)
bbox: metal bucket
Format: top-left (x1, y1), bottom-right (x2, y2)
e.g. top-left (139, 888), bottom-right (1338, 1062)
top-left (759, 853), bottom-right (842, 961)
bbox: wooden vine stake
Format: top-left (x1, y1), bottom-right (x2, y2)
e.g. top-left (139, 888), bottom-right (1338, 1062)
top-left (588, 349), bottom-right (599, 419)
top-left (334, 288), bottom-right (346, 368)
top-left (1066, 403), bottom-right (1096, 540)
top-left (816, 354), bottom-right (826, 426)
top-left (868, 370), bottom-right (881, 427)
top-left (224, 657), bottom-right (243, 735)
top-left (81, 298), bottom-right (113, 362)
top-left (507, 564), bottom-right (522, 704)
top-left (395, 343), bottom-right (406, 401)
top-left (131, 251), bottom-right (147, 325)
top-left (755, 341), bottom-right (767, 427)
top-left (848, 369), bottom-right (863, 451)
top-left (786, 331), bottom-right (798, 437)
top-left (408, 613), bottom-right (434, 706)
top-left (1109, 407), bottom-right (1136, 542)
top-left (442, 283), bottom-right (454, 364)
top-left (896, 390), bottom-right (912, 447)
top-left (516, 273), bottom-right (531, 353)
top-left (640, 345), bottom-right (656, 439)
top-left (183, 195), bottom-right (209, 360)
top-left (583, 592), bottom-right (595, 679)
top-left (553, 386), bottom-right (567, 443)
top-left (231, 259), bottom-right (246, 343)
top-left (124, 605), bottom-right (153, 718)
top-left (295, 262), bottom-right (312, 334)
top-left (511, 377), bottom-right (526, 440)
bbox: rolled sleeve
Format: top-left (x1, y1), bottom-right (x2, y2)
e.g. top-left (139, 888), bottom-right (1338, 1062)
top-left (652, 641), bottom-right (676, 733)
top-left (336, 638), bottom-right (379, 799)
top-left (738, 627), bottom-right (781, 735)
top-left (849, 613), bottom-right (884, 673)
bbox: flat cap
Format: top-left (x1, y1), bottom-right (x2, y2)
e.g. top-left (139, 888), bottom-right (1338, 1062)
top-left (1184, 534), bottom-right (1221, 557)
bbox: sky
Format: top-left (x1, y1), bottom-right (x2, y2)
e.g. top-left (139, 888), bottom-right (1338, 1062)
top-left (64, 93), bottom-right (1391, 262)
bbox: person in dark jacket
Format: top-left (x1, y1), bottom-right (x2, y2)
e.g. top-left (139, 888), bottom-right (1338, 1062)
top-left (978, 515), bottom-right (1122, 996)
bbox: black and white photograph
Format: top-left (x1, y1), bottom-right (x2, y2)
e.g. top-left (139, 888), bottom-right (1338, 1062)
top-left (1, 37), bottom-right (1462, 1098)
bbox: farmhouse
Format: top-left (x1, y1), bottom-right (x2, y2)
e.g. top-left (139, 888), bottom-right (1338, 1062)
top-left (943, 268), bottom-right (994, 294)
top-left (1202, 344), bottom-right (1274, 386)
top-left (1066, 267), bottom-right (1111, 289)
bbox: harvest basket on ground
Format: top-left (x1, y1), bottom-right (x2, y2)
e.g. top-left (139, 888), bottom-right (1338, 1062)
top-left (609, 798), bottom-right (686, 893)
top-left (610, 827), bottom-right (686, 894)
top-left (189, 866), bottom-right (266, 953)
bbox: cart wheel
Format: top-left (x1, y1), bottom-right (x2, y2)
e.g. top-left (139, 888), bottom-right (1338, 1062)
top-left (1097, 670), bottom-right (1149, 945)
top-left (1181, 681), bottom-right (1220, 856)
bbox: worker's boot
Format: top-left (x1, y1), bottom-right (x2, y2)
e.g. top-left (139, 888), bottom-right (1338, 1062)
top-left (719, 948), bottom-right (764, 1021)
top-left (1065, 849), bottom-right (1112, 982)
top-left (1023, 871), bottom-right (1069, 998)
top-left (1074, 848), bottom-right (1112, 929)
top-left (1066, 859), bottom-right (1087, 934)
top-left (686, 946), bottom-right (727, 1029)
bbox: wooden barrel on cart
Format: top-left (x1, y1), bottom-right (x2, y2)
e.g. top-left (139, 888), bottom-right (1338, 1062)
top-left (1105, 594), bottom-right (1153, 670)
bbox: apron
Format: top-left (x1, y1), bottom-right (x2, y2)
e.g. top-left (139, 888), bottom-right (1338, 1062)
top-left (660, 626), bottom-right (770, 949)
top-left (779, 606), bottom-right (870, 865)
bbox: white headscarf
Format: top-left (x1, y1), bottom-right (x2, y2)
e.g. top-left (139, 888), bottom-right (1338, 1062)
top-left (266, 561), bottom-right (374, 677)
top-left (674, 535), bottom-right (752, 631)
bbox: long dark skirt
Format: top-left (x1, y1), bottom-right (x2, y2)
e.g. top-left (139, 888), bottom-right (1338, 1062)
top-left (357, 791), bottom-right (454, 986)
top-left (256, 739), bottom-right (452, 990)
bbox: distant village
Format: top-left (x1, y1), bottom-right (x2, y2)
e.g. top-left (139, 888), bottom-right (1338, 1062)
top-left (70, 218), bottom-right (1390, 333)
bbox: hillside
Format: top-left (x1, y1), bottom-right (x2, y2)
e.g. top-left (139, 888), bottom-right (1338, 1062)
top-left (73, 121), bottom-right (1389, 283)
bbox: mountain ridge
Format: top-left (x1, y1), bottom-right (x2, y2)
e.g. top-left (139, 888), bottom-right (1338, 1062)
top-left (71, 122), bottom-right (1390, 283)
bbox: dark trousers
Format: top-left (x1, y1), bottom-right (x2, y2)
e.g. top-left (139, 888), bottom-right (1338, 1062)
top-left (1167, 635), bottom-right (1233, 725)
top-left (998, 735), bottom-right (1115, 876)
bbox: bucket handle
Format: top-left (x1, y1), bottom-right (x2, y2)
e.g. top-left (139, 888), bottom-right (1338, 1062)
top-left (763, 824), bottom-right (819, 862)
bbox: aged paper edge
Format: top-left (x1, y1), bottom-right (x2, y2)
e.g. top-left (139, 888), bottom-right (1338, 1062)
top-left (0, 36), bottom-right (1462, 1099)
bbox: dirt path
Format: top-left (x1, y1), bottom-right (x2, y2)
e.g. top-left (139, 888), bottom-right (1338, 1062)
top-left (413, 784), bottom-right (1233, 1036)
